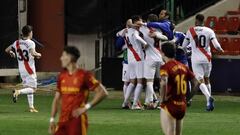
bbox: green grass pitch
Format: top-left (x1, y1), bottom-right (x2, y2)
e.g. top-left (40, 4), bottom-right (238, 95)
top-left (0, 90), bottom-right (240, 135)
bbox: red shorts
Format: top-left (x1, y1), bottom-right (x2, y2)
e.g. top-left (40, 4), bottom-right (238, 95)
top-left (55, 114), bottom-right (88, 135)
top-left (161, 100), bottom-right (186, 120)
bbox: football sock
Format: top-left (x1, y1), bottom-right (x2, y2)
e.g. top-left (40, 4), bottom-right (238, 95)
top-left (27, 94), bottom-right (34, 108)
top-left (123, 83), bottom-right (135, 105)
top-left (206, 83), bottom-right (211, 95)
top-left (123, 84), bottom-right (128, 98)
top-left (19, 87), bottom-right (34, 94)
top-left (199, 83), bottom-right (211, 106)
top-left (145, 89), bottom-right (150, 104)
top-left (153, 91), bottom-right (158, 101)
top-left (133, 83), bottom-right (143, 106)
top-left (145, 82), bottom-right (154, 104)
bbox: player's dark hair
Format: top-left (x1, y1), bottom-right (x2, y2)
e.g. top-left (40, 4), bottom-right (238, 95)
top-left (64, 46), bottom-right (80, 62)
top-left (22, 25), bottom-right (33, 37)
top-left (161, 42), bottom-right (176, 58)
top-left (131, 15), bottom-right (142, 24)
top-left (147, 14), bottom-right (158, 22)
top-left (196, 14), bottom-right (205, 23)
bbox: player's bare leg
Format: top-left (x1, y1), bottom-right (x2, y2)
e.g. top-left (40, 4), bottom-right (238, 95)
top-left (13, 89), bottom-right (20, 103)
top-left (176, 119), bottom-right (183, 135)
top-left (132, 78), bottom-right (143, 110)
top-left (13, 87), bottom-right (38, 112)
top-left (160, 108), bottom-right (175, 135)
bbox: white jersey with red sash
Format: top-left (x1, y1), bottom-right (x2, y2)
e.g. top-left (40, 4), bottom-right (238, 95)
top-left (139, 26), bottom-right (163, 62)
top-left (125, 28), bottom-right (145, 63)
top-left (185, 26), bottom-right (216, 63)
top-left (12, 39), bottom-right (36, 76)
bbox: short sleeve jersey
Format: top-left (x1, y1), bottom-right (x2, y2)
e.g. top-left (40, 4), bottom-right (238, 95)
top-left (57, 69), bottom-right (100, 122)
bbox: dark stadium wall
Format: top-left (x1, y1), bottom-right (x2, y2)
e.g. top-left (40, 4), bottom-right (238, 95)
top-left (0, 0), bottom-right (18, 69)
top-left (28, 0), bottom-right (65, 72)
top-left (211, 59), bottom-right (240, 92)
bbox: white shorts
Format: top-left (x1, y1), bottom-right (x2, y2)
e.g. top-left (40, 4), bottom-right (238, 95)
top-left (20, 73), bottom-right (37, 88)
top-left (122, 63), bottom-right (130, 82)
top-left (128, 61), bottom-right (144, 79)
top-left (191, 62), bottom-right (212, 80)
top-left (144, 61), bottom-right (161, 79)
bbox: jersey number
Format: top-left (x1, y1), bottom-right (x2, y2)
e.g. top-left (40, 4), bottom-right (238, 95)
top-left (175, 74), bottom-right (187, 95)
top-left (196, 35), bottom-right (206, 48)
top-left (17, 49), bottom-right (29, 61)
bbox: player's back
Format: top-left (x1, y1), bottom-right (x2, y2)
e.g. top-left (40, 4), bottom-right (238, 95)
top-left (186, 26), bottom-right (216, 63)
top-left (12, 39), bottom-right (36, 75)
top-left (161, 60), bottom-right (193, 102)
top-left (126, 28), bottom-right (144, 62)
top-left (139, 26), bottom-right (162, 61)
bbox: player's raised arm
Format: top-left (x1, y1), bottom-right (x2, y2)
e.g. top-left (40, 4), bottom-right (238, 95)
top-left (133, 30), bottom-right (148, 49)
top-left (5, 45), bottom-right (15, 58)
top-left (149, 31), bottom-right (168, 41)
top-left (147, 22), bottom-right (164, 30)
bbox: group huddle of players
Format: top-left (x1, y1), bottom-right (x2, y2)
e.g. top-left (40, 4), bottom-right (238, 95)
top-left (115, 10), bottom-right (224, 111)
top-left (5, 9), bottom-right (225, 135)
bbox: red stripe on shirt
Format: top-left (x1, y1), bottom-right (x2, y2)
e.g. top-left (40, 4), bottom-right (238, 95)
top-left (189, 27), bottom-right (211, 62)
top-left (148, 27), bottom-right (162, 53)
top-left (16, 40), bottom-right (34, 74)
top-left (124, 37), bottom-right (141, 61)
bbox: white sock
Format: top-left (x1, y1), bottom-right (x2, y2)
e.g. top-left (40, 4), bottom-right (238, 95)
top-left (145, 82), bottom-right (154, 104)
top-left (206, 84), bottom-right (211, 95)
top-left (199, 83), bottom-right (211, 105)
top-left (123, 83), bottom-right (135, 105)
top-left (145, 89), bottom-right (150, 104)
top-left (27, 94), bottom-right (34, 108)
top-left (188, 81), bottom-right (192, 92)
top-left (19, 87), bottom-right (34, 94)
top-left (153, 91), bottom-right (158, 101)
top-left (123, 84), bottom-right (128, 98)
top-left (133, 83), bottom-right (143, 105)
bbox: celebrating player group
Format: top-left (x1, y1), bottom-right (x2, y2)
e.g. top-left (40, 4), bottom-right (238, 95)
top-left (4, 9), bottom-right (225, 135)
top-left (116, 10), bottom-right (224, 135)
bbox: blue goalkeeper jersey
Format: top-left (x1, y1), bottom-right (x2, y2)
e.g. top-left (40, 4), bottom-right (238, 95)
top-left (147, 19), bottom-right (174, 40)
top-left (174, 31), bottom-right (185, 46)
top-left (174, 31), bottom-right (188, 65)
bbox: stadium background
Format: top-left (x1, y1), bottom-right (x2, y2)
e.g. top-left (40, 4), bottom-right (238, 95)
top-left (0, 0), bottom-right (239, 92)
